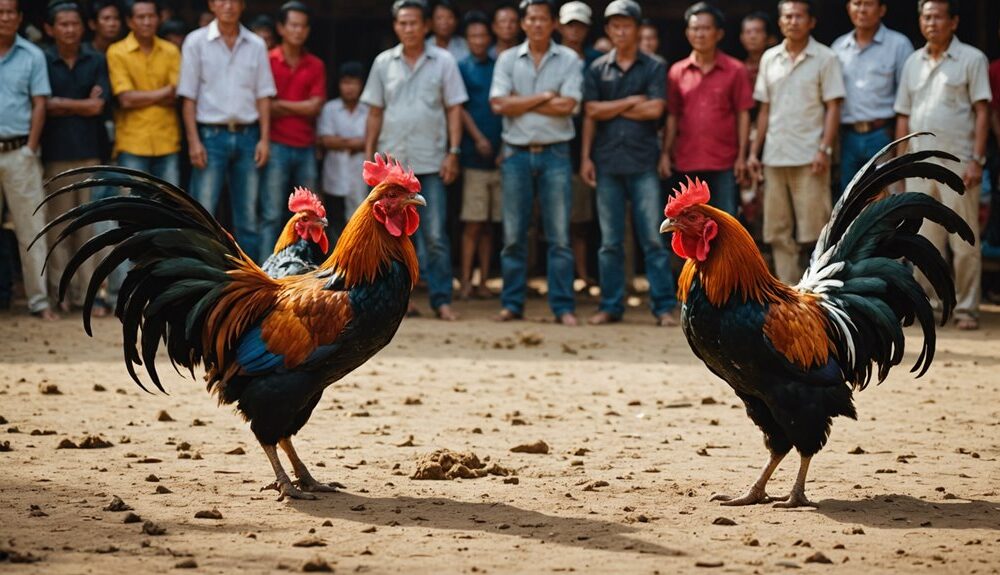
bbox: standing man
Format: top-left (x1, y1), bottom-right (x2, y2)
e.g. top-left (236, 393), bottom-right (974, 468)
top-left (490, 3), bottom-right (519, 57)
top-left (895, 0), bottom-right (990, 330)
top-left (748, 0), bottom-right (844, 283)
top-left (490, 0), bottom-right (582, 325)
top-left (261, 1), bottom-right (326, 261)
top-left (832, 0), bottom-right (912, 196)
top-left (177, 0), bottom-right (276, 263)
top-left (661, 2), bottom-right (753, 217)
top-left (638, 18), bottom-right (661, 60)
top-left (42, 1), bottom-right (111, 316)
top-left (88, 0), bottom-right (122, 54)
top-left (740, 12), bottom-right (775, 90)
top-left (457, 10), bottom-right (503, 300)
top-left (318, 61), bottom-right (368, 237)
top-left (0, 0), bottom-right (56, 320)
top-left (362, 0), bottom-right (467, 321)
top-left (580, 0), bottom-right (674, 326)
top-left (426, 0), bottom-right (468, 62)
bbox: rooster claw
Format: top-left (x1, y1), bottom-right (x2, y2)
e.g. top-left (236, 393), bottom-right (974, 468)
top-left (261, 480), bottom-right (318, 501)
top-left (294, 476), bottom-right (346, 493)
top-left (773, 492), bottom-right (816, 509)
top-left (711, 490), bottom-right (783, 506)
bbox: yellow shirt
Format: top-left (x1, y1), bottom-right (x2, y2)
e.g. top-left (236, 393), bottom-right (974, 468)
top-left (107, 33), bottom-right (181, 157)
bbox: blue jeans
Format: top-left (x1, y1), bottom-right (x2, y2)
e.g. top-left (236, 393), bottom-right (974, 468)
top-left (596, 170), bottom-right (677, 318)
top-left (410, 173), bottom-right (453, 309)
top-left (500, 142), bottom-right (575, 317)
top-left (839, 127), bottom-right (892, 199)
top-left (673, 169), bottom-right (738, 216)
top-left (260, 142), bottom-right (318, 262)
top-left (190, 124), bottom-right (262, 262)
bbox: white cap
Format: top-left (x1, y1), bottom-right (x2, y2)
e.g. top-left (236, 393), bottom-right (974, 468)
top-left (559, 1), bottom-right (592, 26)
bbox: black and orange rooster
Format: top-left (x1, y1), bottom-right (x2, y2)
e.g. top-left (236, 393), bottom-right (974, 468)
top-left (261, 186), bottom-right (329, 279)
top-left (659, 134), bottom-right (975, 507)
top-left (37, 154), bottom-right (423, 500)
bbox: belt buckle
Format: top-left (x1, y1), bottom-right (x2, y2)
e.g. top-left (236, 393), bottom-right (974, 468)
top-left (226, 121), bottom-right (239, 132)
top-left (528, 144), bottom-right (544, 154)
top-left (854, 121), bottom-right (872, 134)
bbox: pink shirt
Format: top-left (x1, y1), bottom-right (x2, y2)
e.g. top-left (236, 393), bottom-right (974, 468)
top-left (667, 52), bottom-right (754, 172)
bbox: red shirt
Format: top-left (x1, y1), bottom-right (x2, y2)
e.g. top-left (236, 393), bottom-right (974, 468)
top-left (269, 47), bottom-right (327, 148)
top-left (667, 52), bottom-right (754, 173)
top-left (990, 59), bottom-right (1000, 112)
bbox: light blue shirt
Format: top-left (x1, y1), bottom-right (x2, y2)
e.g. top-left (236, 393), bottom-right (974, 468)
top-left (832, 24), bottom-right (913, 123)
top-left (489, 40), bottom-right (583, 146)
top-left (0, 35), bottom-right (51, 138)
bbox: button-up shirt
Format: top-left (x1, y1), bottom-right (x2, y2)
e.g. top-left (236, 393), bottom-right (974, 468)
top-left (42, 45), bottom-right (111, 162)
top-left (269, 47), bottom-right (326, 148)
top-left (317, 98), bottom-right (369, 200)
top-left (754, 37), bottom-right (845, 167)
top-left (458, 53), bottom-right (502, 170)
top-left (667, 52), bottom-right (753, 173)
top-left (584, 49), bottom-right (666, 174)
top-left (177, 20), bottom-right (276, 124)
top-left (0, 35), bottom-right (50, 139)
top-left (107, 33), bottom-right (181, 157)
top-left (832, 24), bottom-right (913, 124)
top-left (490, 40), bottom-right (583, 146)
top-left (361, 44), bottom-right (468, 175)
top-left (894, 37), bottom-right (991, 161)
top-left (426, 35), bottom-right (470, 63)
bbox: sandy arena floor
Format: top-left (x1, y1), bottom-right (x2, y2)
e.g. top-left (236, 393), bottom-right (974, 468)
top-left (1, 296), bottom-right (998, 574)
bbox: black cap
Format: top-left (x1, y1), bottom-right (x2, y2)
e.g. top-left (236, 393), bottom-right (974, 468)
top-left (339, 61), bottom-right (366, 80)
top-left (604, 0), bottom-right (642, 22)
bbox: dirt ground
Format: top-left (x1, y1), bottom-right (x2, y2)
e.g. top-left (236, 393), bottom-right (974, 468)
top-left (1, 295), bottom-right (998, 574)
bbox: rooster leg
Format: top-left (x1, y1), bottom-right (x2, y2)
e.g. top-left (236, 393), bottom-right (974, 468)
top-left (711, 451), bottom-right (787, 506)
top-left (774, 455), bottom-right (817, 508)
top-left (260, 442), bottom-right (317, 501)
top-left (279, 437), bottom-right (346, 493)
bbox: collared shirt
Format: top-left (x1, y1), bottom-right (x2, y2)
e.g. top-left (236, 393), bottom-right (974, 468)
top-left (177, 20), bottom-right (277, 124)
top-left (426, 35), bottom-right (469, 63)
top-left (458, 53), bottom-right (502, 170)
top-left (754, 37), bottom-right (845, 167)
top-left (490, 40), bottom-right (583, 146)
top-left (269, 47), bottom-right (326, 148)
top-left (832, 24), bottom-right (913, 123)
top-left (667, 51), bottom-right (754, 173)
top-left (107, 33), bottom-right (181, 157)
top-left (894, 37), bottom-right (991, 161)
top-left (41, 45), bottom-right (111, 162)
top-left (317, 98), bottom-right (369, 200)
top-left (361, 44), bottom-right (468, 175)
top-left (0, 35), bottom-right (50, 138)
top-left (584, 49), bottom-right (666, 174)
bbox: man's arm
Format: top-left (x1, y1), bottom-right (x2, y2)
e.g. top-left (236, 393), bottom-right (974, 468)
top-left (46, 93), bottom-right (105, 117)
top-left (255, 97), bottom-right (270, 167)
top-left (532, 96), bottom-right (577, 116)
top-left (747, 102), bottom-right (769, 183)
top-left (364, 105), bottom-right (384, 161)
top-left (320, 134), bottom-right (365, 152)
top-left (490, 91), bottom-right (554, 117)
top-left (965, 100), bottom-right (989, 188)
top-left (812, 99), bottom-right (841, 175)
top-left (461, 107), bottom-right (494, 159)
top-left (620, 98), bottom-right (665, 121)
top-left (118, 86), bottom-right (175, 109)
top-left (440, 103), bottom-right (462, 184)
top-left (658, 113), bottom-right (679, 179)
top-left (991, 106), bottom-right (1000, 145)
top-left (27, 95), bottom-right (46, 153)
top-left (585, 96), bottom-right (644, 121)
top-left (182, 98), bottom-right (206, 169)
top-left (734, 109), bottom-right (751, 184)
top-left (271, 96), bottom-right (324, 118)
top-left (580, 115), bottom-right (597, 187)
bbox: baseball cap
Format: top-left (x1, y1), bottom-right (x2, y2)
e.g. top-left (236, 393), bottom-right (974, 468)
top-left (604, 0), bottom-right (642, 22)
top-left (559, 1), bottom-right (591, 25)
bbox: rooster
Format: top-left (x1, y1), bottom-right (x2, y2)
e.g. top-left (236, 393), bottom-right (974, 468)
top-left (261, 186), bottom-right (329, 279)
top-left (659, 134), bottom-right (975, 507)
top-left (36, 154), bottom-right (424, 500)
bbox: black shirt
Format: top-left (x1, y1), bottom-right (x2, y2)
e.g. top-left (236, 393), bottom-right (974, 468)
top-left (41, 45), bottom-right (111, 162)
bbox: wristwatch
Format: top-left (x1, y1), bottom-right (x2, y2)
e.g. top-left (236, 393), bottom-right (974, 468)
top-left (972, 154), bottom-right (986, 167)
top-left (819, 144), bottom-right (833, 156)
top-left (448, 146), bottom-right (461, 155)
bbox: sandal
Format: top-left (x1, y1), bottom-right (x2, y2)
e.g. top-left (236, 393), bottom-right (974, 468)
top-left (657, 308), bottom-right (681, 327)
top-left (954, 316), bottom-right (979, 331)
top-left (588, 311), bottom-right (621, 325)
top-left (494, 308), bottom-right (522, 322)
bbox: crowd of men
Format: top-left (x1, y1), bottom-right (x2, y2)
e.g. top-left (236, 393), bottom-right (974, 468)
top-left (0, 0), bottom-right (993, 330)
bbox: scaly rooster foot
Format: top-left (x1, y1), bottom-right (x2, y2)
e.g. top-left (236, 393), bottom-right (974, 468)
top-left (294, 474), bottom-right (346, 493)
top-left (261, 479), bottom-right (318, 501)
top-left (711, 490), bottom-right (786, 506)
top-left (773, 490), bottom-right (816, 509)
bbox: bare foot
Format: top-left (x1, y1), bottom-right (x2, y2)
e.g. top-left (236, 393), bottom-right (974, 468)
top-left (711, 490), bottom-right (786, 506)
top-left (588, 311), bottom-right (620, 325)
top-left (657, 308), bottom-right (680, 327)
top-left (494, 308), bottom-right (522, 322)
top-left (955, 316), bottom-right (979, 330)
top-left (32, 308), bottom-right (60, 321)
top-left (473, 285), bottom-right (493, 299)
top-left (406, 303), bottom-right (421, 318)
top-left (558, 312), bottom-right (579, 327)
top-left (435, 304), bottom-right (459, 321)
top-left (459, 283), bottom-right (473, 300)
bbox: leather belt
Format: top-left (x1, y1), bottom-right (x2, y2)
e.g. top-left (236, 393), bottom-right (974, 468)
top-left (0, 136), bottom-right (28, 153)
top-left (510, 143), bottom-right (556, 154)
top-left (842, 118), bottom-right (893, 134)
top-left (198, 121), bottom-right (257, 132)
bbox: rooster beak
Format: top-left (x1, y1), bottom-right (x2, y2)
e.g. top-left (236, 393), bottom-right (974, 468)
top-left (319, 217), bottom-right (328, 227)
top-left (659, 218), bottom-right (675, 234)
top-left (408, 194), bottom-right (427, 207)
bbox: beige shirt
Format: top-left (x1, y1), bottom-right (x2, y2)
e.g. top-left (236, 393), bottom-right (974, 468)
top-left (894, 37), bottom-right (991, 161)
top-left (754, 37), bottom-right (845, 167)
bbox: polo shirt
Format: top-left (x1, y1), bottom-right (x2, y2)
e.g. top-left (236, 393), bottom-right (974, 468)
top-left (177, 20), bottom-right (277, 124)
top-left (107, 33), bottom-right (181, 157)
top-left (489, 40), bottom-right (583, 146)
top-left (269, 47), bottom-right (326, 148)
top-left (41, 45), bottom-right (111, 162)
top-left (426, 35), bottom-right (469, 63)
top-left (458, 53), bottom-right (502, 170)
top-left (667, 51), bottom-right (754, 173)
top-left (584, 49), bottom-right (666, 174)
top-left (754, 37), bottom-right (845, 167)
top-left (0, 35), bottom-right (51, 139)
top-left (361, 44), bottom-right (468, 175)
top-left (318, 98), bottom-right (368, 200)
top-left (832, 24), bottom-right (913, 123)
top-left (894, 37), bottom-right (991, 161)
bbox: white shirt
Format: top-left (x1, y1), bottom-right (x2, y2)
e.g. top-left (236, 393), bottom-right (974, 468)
top-left (177, 20), bottom-right (276, 124)
top-left (317, 98), bottom-right (369, 201)
top-left (426, 35), bottom-right (470, 63)
top-left (832, 24), bottom-right (913, 123)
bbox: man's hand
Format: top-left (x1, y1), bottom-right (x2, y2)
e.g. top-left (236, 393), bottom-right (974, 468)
top-left (254, 139), bottom-right (269, 168)
top-left (963, 161), bottom-right (983, 189)
top-left (580, 157), bottom-right (597, 188)
top-left (189, 139), bottom-right (207, 169)
top-left (657, 152), bottom-right (673, 180)
top-left (440, 153), bottom-right (459, 184)
top-left (810, 150), bottom-right (830, 175)
top-left (747, 154), bottom-right (763, 183)
top-left (734, 156), bottom-right (748, 186)
top-left (474, 136), bottom-right (493, 159)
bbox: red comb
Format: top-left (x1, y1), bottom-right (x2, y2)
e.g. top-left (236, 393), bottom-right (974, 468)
top-left (665, 177), bottom-right (711, 218)
top-left (288, 186), bottom-right (326, 218)
top-left (363, 153), bottom-right (421, 194)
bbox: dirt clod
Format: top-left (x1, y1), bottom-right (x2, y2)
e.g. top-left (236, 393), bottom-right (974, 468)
top-left (195, 509), bottom-right (223, 520)
top-left (510, 440), bottom-right (549, 454)
top-left (142, 521), bottom-right (166, 536)
top-left (103, 496), bottom-right (132, 512)
top-left (411, 449), bottom-right (513, 480)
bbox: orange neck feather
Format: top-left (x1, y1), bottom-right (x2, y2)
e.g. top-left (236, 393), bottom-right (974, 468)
top-left (273, 215), bottom-right (302, 255)
top-left (321, 200), bottom-right (419, 288)
top-left (677, 206), bottom-right (795, 307)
